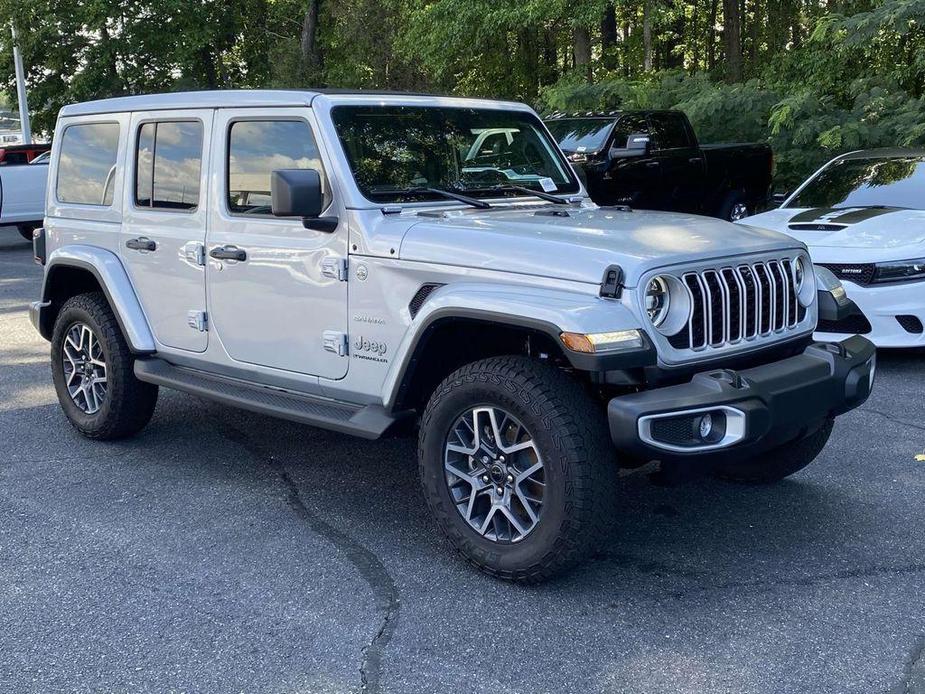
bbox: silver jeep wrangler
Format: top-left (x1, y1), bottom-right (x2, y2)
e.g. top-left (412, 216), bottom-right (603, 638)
top-left (31, 90), bottom-right (876, 581)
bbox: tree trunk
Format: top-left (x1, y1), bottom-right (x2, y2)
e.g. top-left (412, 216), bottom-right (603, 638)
top-left (573, 26), bottom-right (592, 81)
top-left (643, 0), bottom-right (653, 72)
top-left (707, 0), bottom-right (719, 70)
top-left (601, 3), bottom-right (618, 70)
top-left (722, 0), bottom-right (742, 82)
top-left (300, 0), bottom-right (323, 78)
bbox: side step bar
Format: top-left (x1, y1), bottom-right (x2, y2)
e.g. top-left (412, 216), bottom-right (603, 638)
top-left (134, 358), bottom-right (402, 440)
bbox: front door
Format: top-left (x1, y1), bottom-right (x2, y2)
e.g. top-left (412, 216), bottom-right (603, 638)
top-left (649, 112), bottom-right (705, 213)
top-left (121, 110), bottom-right (212, 352)
top-left (604, 114), bottom-right (661, 209)
top-left (206, 109), bottom-right (349, 380)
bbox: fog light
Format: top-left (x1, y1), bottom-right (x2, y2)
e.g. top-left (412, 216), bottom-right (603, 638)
top-left (698, 413), bottom-right (714, 440)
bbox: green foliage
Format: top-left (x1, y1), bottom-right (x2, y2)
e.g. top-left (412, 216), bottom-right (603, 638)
top-left (1, 0), bottom-right (924, 189)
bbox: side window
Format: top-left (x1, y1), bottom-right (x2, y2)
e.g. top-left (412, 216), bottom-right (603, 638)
top-left (57, 122), bottom-right (120, 205)
top-left (135, 121), bottom-right (203, 211)
top-left (227, 120), bottom-right (329, 215)
top-left (649, 113), bottom-right (693, 150)
top-left (611, 115), bottom-right (649, 149)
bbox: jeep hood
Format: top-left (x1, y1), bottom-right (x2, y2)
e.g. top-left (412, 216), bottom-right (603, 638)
top-left (745, 206), bottom-right (925, 252)
top-left (398, 205), bottom-right (799, 287)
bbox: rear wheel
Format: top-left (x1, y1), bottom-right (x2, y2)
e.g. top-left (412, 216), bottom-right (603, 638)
top-left (17, 224), bottom-right (36, 241)
top-left (718, 191), bottom-right (750, 222)
top-left (419, 356), bottom-right (617, 582)
top-left (51, 292), bottom-right (158, 439)
top-left (713, 418), bottom-right (834, 483)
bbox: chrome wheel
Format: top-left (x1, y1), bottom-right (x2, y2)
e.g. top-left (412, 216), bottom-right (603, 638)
top-left (62, 322), bottom-right (108, 414)
top-left (729, 202), bottom-right (749, 221)
top-left (444, 406), bottom-right (545, 543)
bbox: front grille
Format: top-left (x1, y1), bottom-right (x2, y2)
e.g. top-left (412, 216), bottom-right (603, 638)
top-left (817, 313), bottom-right (872, 335)
top-left (668, 258), bottom-right (806, 352)
top-left (818, 262), bottom-right (876, 286)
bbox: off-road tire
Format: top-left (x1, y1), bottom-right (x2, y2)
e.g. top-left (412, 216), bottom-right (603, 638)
top-left (17, 224), bottom-right (36, 241)
top-left (713, 418), bottom-right (834, 484)
top-left (419, 356), bottom-right (617, 583)
top-left (51, 292), bottom-right (158, 439)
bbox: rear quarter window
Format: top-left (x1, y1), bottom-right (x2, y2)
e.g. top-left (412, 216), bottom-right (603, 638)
top-left (57, 122), bottom-right (120, 206)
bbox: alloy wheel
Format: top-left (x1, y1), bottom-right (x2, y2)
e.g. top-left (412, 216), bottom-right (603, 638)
top-left (62, 322), bottom-right (108, 415)
top-left (443, 406), bottom-right (545, 543)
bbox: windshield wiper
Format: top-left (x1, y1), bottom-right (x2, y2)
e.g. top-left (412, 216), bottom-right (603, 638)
top-left (465, 184), bottom-right (569, 205)
top-left (406, 186), bottom-right (491, 209)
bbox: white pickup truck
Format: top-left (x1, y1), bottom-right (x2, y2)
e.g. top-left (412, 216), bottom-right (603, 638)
top-left (1, 156), bottom-right (48, 240)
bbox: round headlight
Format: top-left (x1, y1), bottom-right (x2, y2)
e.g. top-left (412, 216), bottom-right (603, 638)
top-left (645, 276), bottom-right (671, 327)
top-left (794, 256), bottom-right (816, 307)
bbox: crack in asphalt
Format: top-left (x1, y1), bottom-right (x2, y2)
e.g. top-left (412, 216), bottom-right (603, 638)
top-left (597, 551), bottom-right (925, 598)
top-left (891, 636), bottom-right (925, 694)
top-left (863, 408), bottom-right (925, 434)
top-left (217, 422), bottom-right (400, 694)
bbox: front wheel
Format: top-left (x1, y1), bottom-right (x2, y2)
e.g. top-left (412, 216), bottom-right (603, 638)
top-left (419, 356), bottom-right (617, 582)
top-left (51, 292), bottom-right (158, 439)
top-left (713, 418), bottom-right (834, 483)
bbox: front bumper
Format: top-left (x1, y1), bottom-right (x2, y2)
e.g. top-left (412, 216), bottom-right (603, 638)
top-left (608, 335), bottom-right (876, 462)
top-left (816, 280), bottom-right (925, 348)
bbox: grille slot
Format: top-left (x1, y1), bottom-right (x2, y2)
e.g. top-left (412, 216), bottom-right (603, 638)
top-left (671, 258), bottom-right (805, 352)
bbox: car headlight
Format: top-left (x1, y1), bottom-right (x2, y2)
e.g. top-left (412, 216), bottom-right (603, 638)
top-left (645, 276), bottom-right (670, 327)
top-left (793, 256), bottom-right (816, 306)
top-left (872, 258), bottom-right (925, 284)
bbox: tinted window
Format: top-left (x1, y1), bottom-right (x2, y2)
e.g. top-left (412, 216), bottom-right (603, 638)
top-left (788, 156), bottom-right (925, 210)
top-left (135, 121), bottom-right (203, 210)
top-left (332, 106), bottom-right (578, 203)
top-left (57, 123), bottom-right (120, 205)
top-left (2, 152), bottom-right (27, 165)
top-left (649, 113), bottom-right (692, 150)
top-left (611, 115), bottom-right (650, 149)
top-left (227, 120), bottom-right (328, 214)
top-left (545, 118), bottom-right (615, 153)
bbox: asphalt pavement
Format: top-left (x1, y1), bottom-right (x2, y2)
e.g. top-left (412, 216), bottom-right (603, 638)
top-left (1, 232), bottom-right (923, 694)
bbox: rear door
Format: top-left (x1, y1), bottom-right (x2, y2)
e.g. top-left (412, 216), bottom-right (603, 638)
top-left (121, 110), bottom-right (212, 352)
top-left (648, 112), bottom-right (705, 212)
top-left (205, 108), bottom-right (349, 379)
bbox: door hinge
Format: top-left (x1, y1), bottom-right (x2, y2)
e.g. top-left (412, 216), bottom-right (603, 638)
top-left (321, 257), bottom-right (349, 282)
top-left (322, 330), bottom-right (348, 356)
top-left (188, 310), bottom-right (208, 332)
top-left (185, 242), bottom-right (206, 266)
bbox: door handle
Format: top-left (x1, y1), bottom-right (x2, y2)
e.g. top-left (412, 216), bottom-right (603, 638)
top-left (645, 161), bottom-right (660, 168)
top-left (689, 157), bottom-right (703, 164)
top-left (209, 245), bottom-right (247, 262)
top-left (126, 237), bottom-right (156, 252)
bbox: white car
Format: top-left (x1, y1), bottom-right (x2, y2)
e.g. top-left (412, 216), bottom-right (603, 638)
top-left (744, 148), bottom-right (925, 348)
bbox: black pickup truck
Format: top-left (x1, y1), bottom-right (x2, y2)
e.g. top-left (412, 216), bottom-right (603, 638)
top-left (545, 110), bottom-right (773, 221)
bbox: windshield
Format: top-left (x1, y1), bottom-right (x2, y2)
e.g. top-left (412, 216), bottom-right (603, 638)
top-left (331, 105), bottom-right (579, 204)
top-left (545, 118), bottom-right (615, 153)
top-left (788, 155), bottom-right (925, 209)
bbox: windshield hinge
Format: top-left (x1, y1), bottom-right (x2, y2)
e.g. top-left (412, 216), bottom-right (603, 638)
top-left (322, 257), bottom-right (349, 282)
top-left (600, 265), bottom-right (624, 299)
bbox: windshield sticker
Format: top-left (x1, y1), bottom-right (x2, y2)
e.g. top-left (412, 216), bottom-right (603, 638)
top-left (539, 177), bottom-right (557, 192)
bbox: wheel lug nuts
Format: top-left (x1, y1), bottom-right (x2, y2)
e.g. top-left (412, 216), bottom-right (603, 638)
top-left (506, 474), bottom-right (514, 483)
top-left (496, 487), bottom-right (504, 495)
top-left (481, 475), bottom-right (489, 483)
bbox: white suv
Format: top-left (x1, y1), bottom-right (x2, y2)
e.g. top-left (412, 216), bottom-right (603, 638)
top-left (31, 90), bottom-right (876, 581)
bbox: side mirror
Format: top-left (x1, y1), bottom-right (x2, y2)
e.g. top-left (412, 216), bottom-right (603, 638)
top-left (271, 169), bottom-right (338, 232)
top-left (771, 191), bottom-right (790, 207)
top-left (609, 133), bottom-right (651, 159)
